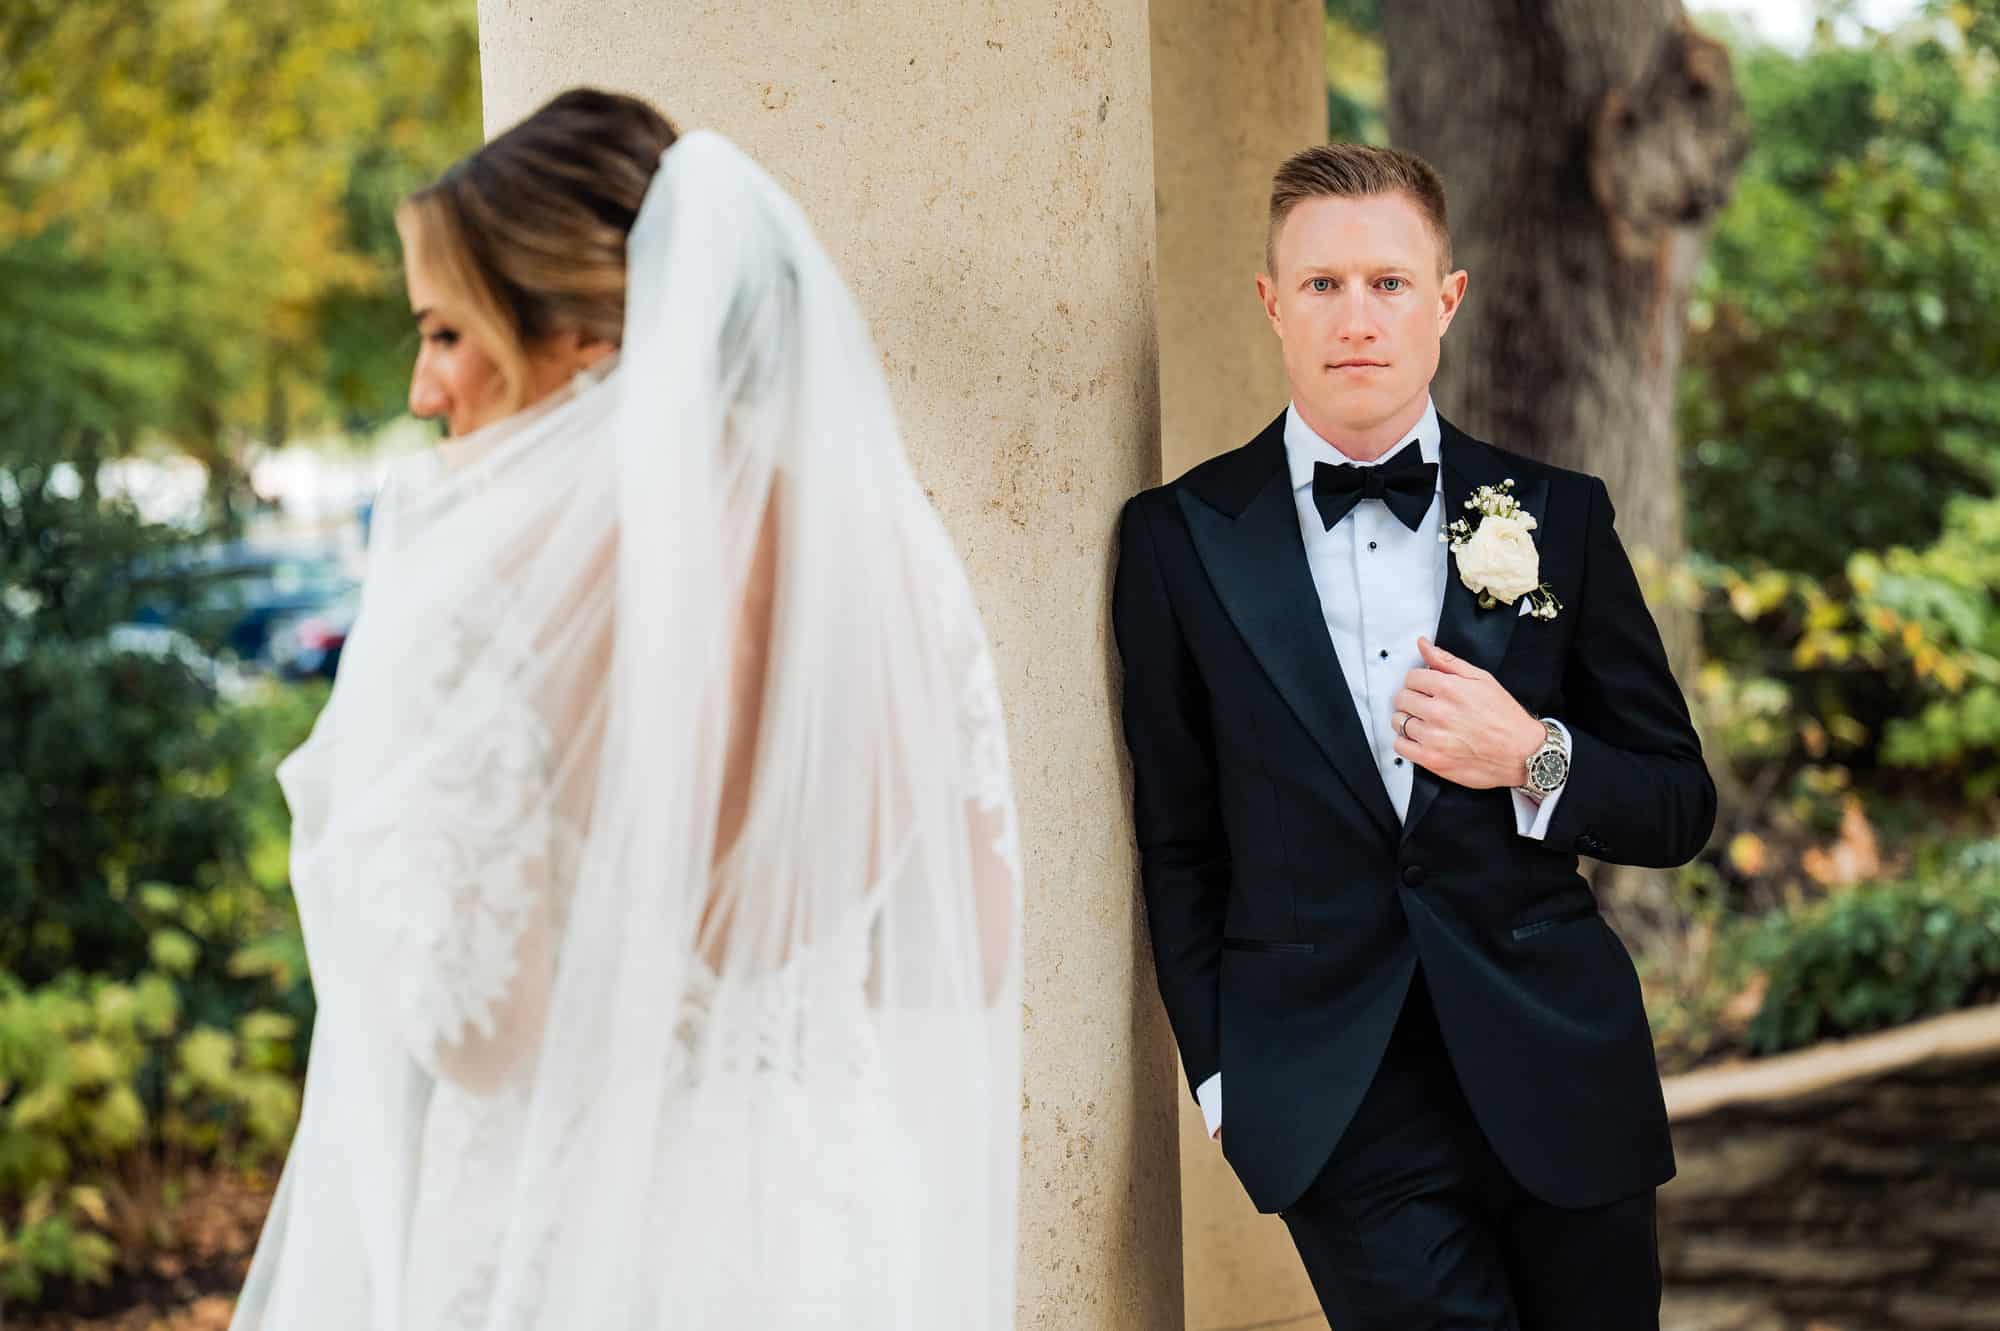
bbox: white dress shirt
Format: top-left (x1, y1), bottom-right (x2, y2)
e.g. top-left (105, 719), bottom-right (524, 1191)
top-left (1195, 397), bottom-right (1568, 1139)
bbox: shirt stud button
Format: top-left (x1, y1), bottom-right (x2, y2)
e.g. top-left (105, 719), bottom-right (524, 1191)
top-left (1368, 541), bottom-right (1378, 551)
top-left (1379, 650), bottom-right (1388, 659)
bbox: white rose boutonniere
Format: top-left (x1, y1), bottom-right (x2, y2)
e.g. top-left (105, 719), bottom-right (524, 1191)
top-left (1442, 479), bottom-right (1562, 621)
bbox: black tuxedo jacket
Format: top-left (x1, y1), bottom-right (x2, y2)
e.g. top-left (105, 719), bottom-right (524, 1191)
top-left (1113, 411), bottom-right (1716, 1214)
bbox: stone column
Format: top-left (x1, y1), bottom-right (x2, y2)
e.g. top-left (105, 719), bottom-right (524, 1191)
top-left (478, 4), bottom-right (1183, 1327)
top-left (1151, 0), bottom-right (1325, 481)
top-left (1148, 2), bottom-right (1327, 1329)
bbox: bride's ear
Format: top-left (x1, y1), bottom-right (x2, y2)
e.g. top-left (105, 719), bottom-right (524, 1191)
top-left (544, 329), bottom-right (618, 374)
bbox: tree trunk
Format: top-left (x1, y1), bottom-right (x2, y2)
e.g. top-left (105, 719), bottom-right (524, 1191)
top-left (1383, 0), bottom-right (1748, 945)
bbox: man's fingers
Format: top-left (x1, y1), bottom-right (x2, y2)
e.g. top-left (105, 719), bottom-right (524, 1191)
top-left (1394, 734), bottom-right (1442, 772)
top-left (1401, 668), bottom-right (1454, 698)
top-left (1418, 635), bottom-right (1488, 680)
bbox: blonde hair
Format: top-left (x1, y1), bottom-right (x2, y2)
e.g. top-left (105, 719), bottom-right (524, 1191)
top-left (397, 88), bottom-right (680, 413)
top-left (1266, 142), bottom-right (1453, 276)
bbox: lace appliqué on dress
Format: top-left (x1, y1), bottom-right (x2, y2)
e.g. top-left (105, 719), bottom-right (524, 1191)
top-left (957, 636), bottom-right (1021, 886)
top-left (355, 597), bottom-right (576, 1075)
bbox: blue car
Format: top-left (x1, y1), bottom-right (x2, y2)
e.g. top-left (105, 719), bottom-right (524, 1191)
top-left (133, 541), bottom-right (358, 672)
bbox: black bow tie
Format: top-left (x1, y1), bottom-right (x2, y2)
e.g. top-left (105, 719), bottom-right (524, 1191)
top-left (1312, 441), bottom-right (1438, 533)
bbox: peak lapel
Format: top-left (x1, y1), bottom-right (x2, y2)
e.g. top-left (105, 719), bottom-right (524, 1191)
top-left (1176, 426), bottom-right (1401, 846)
top-left (1403, 425), bottom-right (1548, 844)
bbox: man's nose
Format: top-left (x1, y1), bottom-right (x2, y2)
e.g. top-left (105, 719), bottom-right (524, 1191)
top-left (1335, 290), bottom-right (1377, 339)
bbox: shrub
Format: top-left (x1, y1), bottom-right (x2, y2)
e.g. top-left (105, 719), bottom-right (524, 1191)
top-left (0, 966), bottom-right (301, 1303)
top-left (1736, 842), bottom-right (2000, 1055)
top-left (1663, 488), bottom-right (2000, 813)
top-left (0, 466), bottom-right (250, 985)
top-left (1, 469), bottom-right (322, 1304)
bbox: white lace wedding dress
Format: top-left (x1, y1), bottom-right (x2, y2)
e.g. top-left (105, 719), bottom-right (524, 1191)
top-left (231, 132), bottom-right (1022, 1331)
top-left (375, 604), bottom-right (1013, 1328)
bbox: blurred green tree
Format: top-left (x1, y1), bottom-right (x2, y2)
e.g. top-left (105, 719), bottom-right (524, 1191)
top-left (1324, 0), bottom-right (1385, 142)
top-left (1680, 8), bottom-right (2000, 577)
top-left (0, 0), bottom-right (480, 517)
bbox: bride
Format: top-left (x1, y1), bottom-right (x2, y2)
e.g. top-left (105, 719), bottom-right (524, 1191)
top-left (230, 89), bottom-right (1022, 1330)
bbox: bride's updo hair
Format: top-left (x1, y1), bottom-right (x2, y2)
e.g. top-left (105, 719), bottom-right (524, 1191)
top-left (397, 88), bottom-right (679, 411)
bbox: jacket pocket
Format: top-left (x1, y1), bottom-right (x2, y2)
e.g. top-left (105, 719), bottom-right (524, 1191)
top-left (1222, 937), bottom-right (1317, 954)
top-left (1510, 904), bottom-right (1598, 941)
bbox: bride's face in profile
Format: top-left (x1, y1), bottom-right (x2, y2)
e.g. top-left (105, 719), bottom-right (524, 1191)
top-left (401, 236), bottom-right (612, 438)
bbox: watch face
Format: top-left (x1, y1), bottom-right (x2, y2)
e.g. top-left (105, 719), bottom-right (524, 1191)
top-left (1530, 748), bottom-right (1568, 790)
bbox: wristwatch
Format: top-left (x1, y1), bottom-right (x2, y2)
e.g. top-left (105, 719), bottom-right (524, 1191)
top-left (1518, 718), bottom-right (1570, 800)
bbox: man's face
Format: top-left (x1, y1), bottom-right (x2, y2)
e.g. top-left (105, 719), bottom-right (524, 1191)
top-left (1256, 191), bottom-right (1467, 445)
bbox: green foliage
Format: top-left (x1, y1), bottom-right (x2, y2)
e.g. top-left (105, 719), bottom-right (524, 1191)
top-left (1672, 486), bottom-right (2000, 804)
top-left (0, 0), bottom-right (482, 497)
top-left (1324, 0), bottom-right (1385, 143)
top-left (0, 469), bottom-right (249, 984)
top-left (0, 968), bottom-right (301, 1302)
top-left (0, 233), bottom-right (192, 470)
top-left (1735, 841), bottom-right (2000, 1053)
top-left (1662, 12), bottom-right (2000, 1063)
top-left (1681, 17), bottom-right (2000, 577)
top-left (1, 465), bottom-right (318, 1302)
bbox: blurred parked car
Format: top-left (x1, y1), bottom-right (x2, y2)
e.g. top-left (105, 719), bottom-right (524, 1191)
top-left (133, 540), bottom-right (357, 671)
top-left (265, 586), bottom-right (358, 682)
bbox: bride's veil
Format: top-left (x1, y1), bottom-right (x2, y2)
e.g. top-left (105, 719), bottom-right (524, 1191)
top-left (231, 131), bottom-right (1021, 1330)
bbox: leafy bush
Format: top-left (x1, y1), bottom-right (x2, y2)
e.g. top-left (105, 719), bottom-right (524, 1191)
top-left (0, 967), bottom-right (301, 1303)
top-left (1736, 842), bottom-right (2000, 1054)
top-left (0, 671), bottom-right (317, 1303)
top-left (0, 468), bottom-right (325, 993)
top-left (1, 468), bottom-right (321, 1304)
top-left (1661, 488), bottom-right (2000, 812)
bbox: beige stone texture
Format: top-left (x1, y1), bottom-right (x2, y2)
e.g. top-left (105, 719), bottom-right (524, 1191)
top-left (1148, 2), bottom-right (1327, 1329)
top-left (478, 2), bottom-right (1184, 1326)
top-left (1150, 0), bottom-right (1325, 483)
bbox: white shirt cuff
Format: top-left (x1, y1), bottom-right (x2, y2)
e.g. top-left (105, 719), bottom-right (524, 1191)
top-left (1195, 1071), bottom-right (1222, 1139)
top-left (1511, 719), bottom-right (1571, 841)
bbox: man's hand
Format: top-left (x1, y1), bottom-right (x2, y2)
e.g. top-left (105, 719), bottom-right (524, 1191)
top-left (1392, 637), bottom-right (1546, 790)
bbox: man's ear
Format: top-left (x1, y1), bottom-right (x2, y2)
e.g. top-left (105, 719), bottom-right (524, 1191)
top-left (1255, 272), bottom-right (1283, 337)
top-left (1437, 269), bottom-right (1469, 337)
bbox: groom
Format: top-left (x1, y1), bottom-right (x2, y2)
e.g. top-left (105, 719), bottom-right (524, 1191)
top-left (1113, 143), bottom-right (1716, 1329)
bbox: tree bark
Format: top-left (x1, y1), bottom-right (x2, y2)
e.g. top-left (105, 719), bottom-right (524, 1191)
top-left (1384, 0), bottom-right (1748, 942)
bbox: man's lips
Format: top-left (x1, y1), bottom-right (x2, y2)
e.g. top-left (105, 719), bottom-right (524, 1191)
top-left (1329, 359), bottom-right (1389, 369)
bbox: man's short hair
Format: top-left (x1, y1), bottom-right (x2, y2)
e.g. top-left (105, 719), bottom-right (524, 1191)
top-left (1267, 142), bottom-right (1453, 276)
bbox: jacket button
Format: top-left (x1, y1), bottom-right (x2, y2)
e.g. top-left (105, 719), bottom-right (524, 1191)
top-left (1402, 864), bottom-right (1426, 888)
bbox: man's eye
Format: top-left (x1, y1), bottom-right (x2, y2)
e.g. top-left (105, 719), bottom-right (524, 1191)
top-left (1379, 278), bottom-right (1406, 292)
top-left (1309, 278), bottom-right (1333, 293)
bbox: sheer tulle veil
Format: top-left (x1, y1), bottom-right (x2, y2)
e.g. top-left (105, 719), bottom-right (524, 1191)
top-left (230, 131), bottom-right (1022, 1329)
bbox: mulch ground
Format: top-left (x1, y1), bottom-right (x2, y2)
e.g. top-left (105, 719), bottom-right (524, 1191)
top-left (7, 1169), bottom-right (274, 1331)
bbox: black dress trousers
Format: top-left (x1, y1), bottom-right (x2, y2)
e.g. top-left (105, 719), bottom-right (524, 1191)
top-left (1278, 973), bottom-right (1663, 1331)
